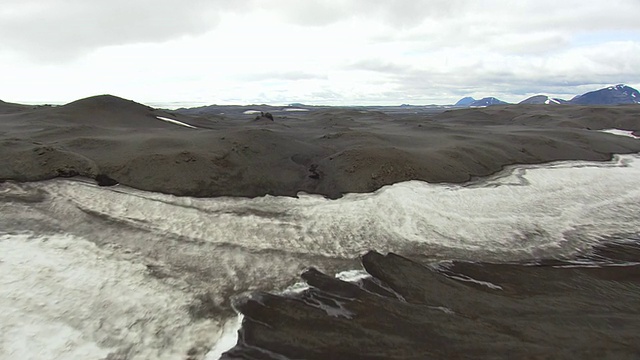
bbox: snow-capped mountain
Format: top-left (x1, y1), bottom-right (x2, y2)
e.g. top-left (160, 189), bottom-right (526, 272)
top-left (519, 95), bottom-right (567, 105)
top-left (453, 84), bottom-right (639, 107)
top-left (569, 84), bottom-right (640, 105)
top-left (469, 97), bottom-right (508, 107)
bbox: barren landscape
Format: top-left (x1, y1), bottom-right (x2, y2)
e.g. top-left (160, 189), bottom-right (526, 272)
top-left (2, 95), bottom-right (640, 198)
top-left (2, 96), bottom-right (640, 359)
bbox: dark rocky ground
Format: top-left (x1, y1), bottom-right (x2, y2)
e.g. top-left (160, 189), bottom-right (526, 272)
top-left (1, 95), bottom-right (640, 199)
top-left (224, 239), bottom-right (640, 360)
top-left (2, 95), bottom-right (640, 359)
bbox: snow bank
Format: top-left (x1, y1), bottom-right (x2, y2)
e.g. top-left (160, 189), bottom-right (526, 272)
top-left (0, 233), bottom-right (220, 360)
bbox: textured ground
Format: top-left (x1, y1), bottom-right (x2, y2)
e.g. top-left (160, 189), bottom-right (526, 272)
top-left (226, 242), bottom-right (640, 360)
top-left (1, 95), bottom-right (640, 198)
top-left (2, 96), bottom-right (640, 359)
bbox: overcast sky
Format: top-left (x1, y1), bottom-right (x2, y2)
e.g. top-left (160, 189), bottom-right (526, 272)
top-left (1, 0), bottom-right (640, 106)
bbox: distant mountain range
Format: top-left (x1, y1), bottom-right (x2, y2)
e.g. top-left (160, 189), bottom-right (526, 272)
top-left (454, 97), bottom-right (476, 106)
top-left (455, 84), bottom-right (640, 107)
top-left (454, 97), bottom-right (509, 107)
top-left (2, 84), bottom-right (639, 111)
top-left (569, 84), bottom-right (640, 105)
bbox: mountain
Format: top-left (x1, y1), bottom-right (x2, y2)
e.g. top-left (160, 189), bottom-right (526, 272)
top-left (455, 84), bottom-right (639, 107)
top-left (454, 97), bottom-right (476, 106)
top-left (569, 84), bottom-right (640, 105)
top-left (62, 94), bottom-right (153, 113)
top-left (469, 97), bottom-right (508, 107)
top-left (519, 95), bottom-right (567, 105)
top-left (46, 94), bottom-right (204, 129)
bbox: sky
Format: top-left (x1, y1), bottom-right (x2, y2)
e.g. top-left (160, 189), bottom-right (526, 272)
top-left (1, 0), bottom-right (640, 106)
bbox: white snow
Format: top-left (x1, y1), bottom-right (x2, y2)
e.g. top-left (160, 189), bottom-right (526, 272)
top-left (29, 163), bottom-right (640, 293)
top-left (24, 154), bottom-right (640, 260)
top-left (446, 274), bottom-right (503, 290)
top-left (204, 315), bottom-right (243, 360)
top-left (243, 110), bottom-right (262, 115)
top-left (544, 99), bottom-right (550, 105)
top-left (278, 270), bottom-right (371, 296)
top-left (5, 153), bottom-right (640, 358)
top-left (600, 128), bottom-right (640, 139)
top-left (156, 116), bottom-right (198, 129)
top-left (283, 108), bottom-right (309, 112)
top-left (279, 281), bottom-right (312, 295)
top-left (550, 98), bottom-right (560, 104)
top-left (335, 270), bottom-right (371, 282)
top-left (0, 233), bottom-right (220, 360)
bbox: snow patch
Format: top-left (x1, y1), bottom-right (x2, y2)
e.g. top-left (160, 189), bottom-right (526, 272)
top-left (27, 154), bottom-right (640, 260)
top-left (446, 274), bottom-right (503, 290)
top-left (283, 108), bottom-right (309, 112)
top-left (0, 233), bottom-right (219, 360)
top-left (279, 281), bottom-right (312, 295)
top-left (243, 110), bottom-right (262, 115)
top-left (204, 314), bottom-right (243, 360)
top-left (279, 270), bottom-right (371, 297)
top-left (335, 270), bottom-right (371, 282)
top-left (156, 116), bottom-right (198, 129)
top-left (600, 129), bottom-right (640, 139)
top-left (5, 153), bottom-right (640, 357)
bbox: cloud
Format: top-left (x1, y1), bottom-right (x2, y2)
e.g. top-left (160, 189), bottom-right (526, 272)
top-left (261, 0), bottom-right (467, 27)
top-left (264, 0), bottom-right (640, 34)
top-left (0, 0), bottom-right (248, 61)
top-left (2, 0), bottom-right (640, 104)
top-left (344, 59), bottom-right (409, 74)
top-left (238, 71), bottom-right (327, 81)
top-left (3, 0), bottom-right (640, 62)
top-left (336, 39), bottom-right (640, 103)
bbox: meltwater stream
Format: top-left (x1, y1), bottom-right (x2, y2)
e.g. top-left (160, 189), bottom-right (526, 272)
top-left (2, 154), bottom-right (640, 359)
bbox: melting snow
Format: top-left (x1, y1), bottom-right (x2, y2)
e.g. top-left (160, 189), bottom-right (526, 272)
top-left (0, 233), bottom-right (219, 359)
top-left (204, 315), bottom-right (243, 360)
top-left (335, 270), bottom-right (371, 282)
top-left (600, 129), bottom-right (640, 139)
top-left (156, 116), bottom-right (198, 129)
top-left (283, 108), bottom-right (310, 112)
top-left (6, 151), bottom-right (640, 358)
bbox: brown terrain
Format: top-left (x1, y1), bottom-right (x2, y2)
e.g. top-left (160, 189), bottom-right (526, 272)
top-left (1, 95), bottom-right (640, 198)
